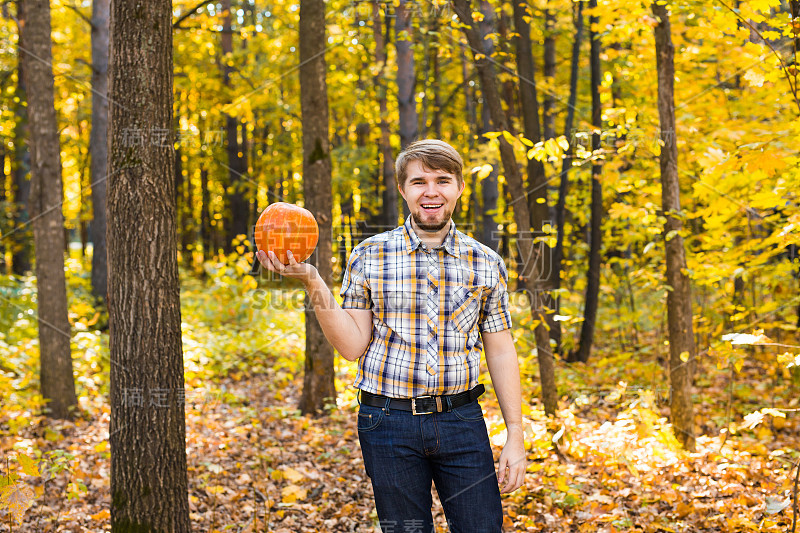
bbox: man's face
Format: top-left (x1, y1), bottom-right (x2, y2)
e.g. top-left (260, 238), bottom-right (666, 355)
top-left (398, 160), bottom-right (465, 233)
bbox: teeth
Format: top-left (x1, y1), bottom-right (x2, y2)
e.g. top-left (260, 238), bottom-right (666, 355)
top-left (422, 204), bottom-right (443, 208)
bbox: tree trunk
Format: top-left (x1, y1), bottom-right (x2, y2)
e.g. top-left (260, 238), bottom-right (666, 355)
top-left (201, 167), bottom-right (211, 263)
top-left (396, 0), bottom-right (417, 150)
top-left (298, 0), bottom-right (336, 415)
top-left (477, 0), bottom-right (499, 251)
top-left (12, 3), bottom-right (32, 277)
top-left (20, 0), bottom-right (78, 420)
top-left (89, 0), bottom-right (110, 301)
top-left (453, 0), bottom-right (557, 416)
top-left (553, 0), bottom-right (583, 351)
top-left (108, 0), bottom-right (191, 526)
top-left (373, 2), bottom-right (397, 229)
top-left (222, 0), bottom-right (248, 251)
top-left (542, 5), bottom-right (556, 142)
top-left (653, 1), bottom-right (696, 452)
top-left (513, 0), bottom-right (560, 352)
top-left (571, 0), bottom-right (603, 364)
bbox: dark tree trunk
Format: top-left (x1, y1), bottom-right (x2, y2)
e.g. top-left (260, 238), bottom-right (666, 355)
top-left (653, 1), bottom-right (696, 452)
top-left (90, 0), bottom-right (110, 301)
top-left (298, 0), bottom-right (336, 415)
top-left (222, 0), bottom-right (248, 251)
top-left (12, 4), bottom-right (32, 276)
top-left (107, 0), bottom-right (191, 526)
top-left (542, 5), bottom-right (556, 142)
top-left (513, 0), bottom-right (560, 352)
top-left (570, 0), bottom-right (603, 364)
top-left (396, 0), bottom-right (417, 150)
top-left (20, 0), bottom-right (78, 420)
top-left (201, 167), bottom-right (211, 262)
top-left (478, 0), bottom-right (499, 251)
top-left (373, 2), bottom-right (397, 229)
top-left (459, 42), bottom-right (477, 150)
top-left (453, 0), bottom-right (557, 416)
top-left (553, 0), bottom-right (583, 349)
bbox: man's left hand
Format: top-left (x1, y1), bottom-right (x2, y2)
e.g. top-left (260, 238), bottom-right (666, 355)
top-left (497, 426), bottom-right (526, 493)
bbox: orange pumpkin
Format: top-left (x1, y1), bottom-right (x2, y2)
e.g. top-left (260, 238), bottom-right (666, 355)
top-left (254, 202), bottom-right (319, 264)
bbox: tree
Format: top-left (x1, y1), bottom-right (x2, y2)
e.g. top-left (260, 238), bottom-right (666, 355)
top-left (298, 0), bottom-right (335, 415)
top-left (221, 0), bottom-right (249, 252)
top-left (477, 0), bottom-right (499, 251)
top-left (373, 1), bottom-right (397, 229)
top-left (107, 0), bottom-right (191, 527)
top-left (653, 1), bottom-right (696, 452)
top-left (513, 0), bottom-right (560, 352)
top-left (396, 0), bottom-right (417, 150)
top-left (552, 0), bottom-right (584, 353)
top-left (20, 0), bottom-right (78, 419)
top-left (453, 0), bottom-right (558, 416)
top-left (11, 0), bottom-right (32, 276)
top-left (569, 0), bottom-right (603, 364)
top-left (89, 0), bottom-right (110, 301)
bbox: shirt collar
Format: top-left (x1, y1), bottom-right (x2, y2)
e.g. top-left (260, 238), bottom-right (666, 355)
top-left (402, 215), bottom-right (461, 258)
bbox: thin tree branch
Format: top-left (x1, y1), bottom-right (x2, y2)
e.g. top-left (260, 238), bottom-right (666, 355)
top-left (173, 0), bottom-right (215, 29)
top-left (62, 3), bottom-right (93, 30)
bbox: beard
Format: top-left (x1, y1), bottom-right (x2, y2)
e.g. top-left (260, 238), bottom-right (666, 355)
top-left (412, 209), bottom-right (452, 232)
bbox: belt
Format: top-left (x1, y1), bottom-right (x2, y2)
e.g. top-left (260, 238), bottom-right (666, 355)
top-left (359, 384), bottom-right (485, 415)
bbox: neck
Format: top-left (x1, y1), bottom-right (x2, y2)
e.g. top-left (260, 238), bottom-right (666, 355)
top-left (410, 218), bottom-right (451, 249)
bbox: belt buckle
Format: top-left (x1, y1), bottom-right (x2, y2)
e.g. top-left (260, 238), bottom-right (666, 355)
top-left (411, 395), bottom-right (441, 415)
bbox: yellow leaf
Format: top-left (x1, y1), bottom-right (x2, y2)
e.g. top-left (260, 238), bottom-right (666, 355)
top-left (282, 467), bottom-right (304, 483)
top-left (91, 509), bottom-right (111, 520)
top-left (476, 164), bottom-right (493, 180)
top-left (17, 454), bottom-right (39, 477)
top-left (0, 483), bottom-right (35, 525)
top-left (743, 69), bottom-right (765, 87)
top-left (679, 351), bottom-right (690, 363)
top-left (94, 441), bottom-right (109, 453)
top-left (281, 484), bottom-right (307, 503)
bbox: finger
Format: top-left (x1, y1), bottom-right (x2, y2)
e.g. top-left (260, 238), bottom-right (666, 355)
top-left (256, 250), bottom-right (275, 271)
top-left (268, 251), bottom-right (285, 271)
top-left (286, 249), bottom-right (297, 266)
top-left (497, 458), bottom-right (507, 485)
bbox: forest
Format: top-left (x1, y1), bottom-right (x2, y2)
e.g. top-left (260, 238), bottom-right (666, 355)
top-left (1, 0), bottom-right (799, 531)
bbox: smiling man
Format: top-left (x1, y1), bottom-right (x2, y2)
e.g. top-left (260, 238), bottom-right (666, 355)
top-left (257, 139), bottom-right (526, 533)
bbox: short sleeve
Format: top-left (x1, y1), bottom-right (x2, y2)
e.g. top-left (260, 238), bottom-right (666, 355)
top-left (479, 258), bottom-right (512, 333)
top-left (340, 247), bottom-right (371, 310)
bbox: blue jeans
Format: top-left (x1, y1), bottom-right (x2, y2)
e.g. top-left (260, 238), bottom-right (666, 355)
top-left (357, 398), bottom-right (503, 533)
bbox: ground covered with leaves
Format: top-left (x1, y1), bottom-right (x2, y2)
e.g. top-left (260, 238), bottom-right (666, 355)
top-left (1, 258), bottom-right (798, 532)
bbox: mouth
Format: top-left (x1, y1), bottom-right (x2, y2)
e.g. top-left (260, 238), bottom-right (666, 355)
top-left (420, 203), bottom-right (444, 213)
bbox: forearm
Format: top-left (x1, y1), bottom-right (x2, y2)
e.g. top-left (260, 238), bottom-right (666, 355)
top-left (304, 270), bottom-right (371, 361)
top-left (485, 348), bottom-right (524, 434)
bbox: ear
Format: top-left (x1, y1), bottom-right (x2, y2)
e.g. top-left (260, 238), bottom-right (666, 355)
top-left (397, 181), bottom-right (406, 201)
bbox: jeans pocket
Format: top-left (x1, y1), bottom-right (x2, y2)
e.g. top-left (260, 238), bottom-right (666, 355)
top-left (357, 405), bottom-right (385, 432)
top-left (452, 400), bottom-right (485, 422)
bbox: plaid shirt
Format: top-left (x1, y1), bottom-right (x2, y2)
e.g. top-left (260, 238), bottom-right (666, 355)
top-left (340, 216), bottom-right (512, 398)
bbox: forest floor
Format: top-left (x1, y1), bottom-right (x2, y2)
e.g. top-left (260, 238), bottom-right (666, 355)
top-left (1, 262), bottom-right (798, 532)
top-left (3, 362), bottom-right (798, 533)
